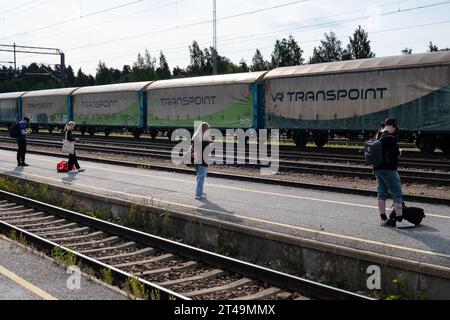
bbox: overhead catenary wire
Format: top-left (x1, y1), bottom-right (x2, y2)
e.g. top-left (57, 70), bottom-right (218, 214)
top-left (63, 0), bottom-right (449, 54)
top-left (71, 18), bottom-right (450, 67)
top-left (67, 1), bottom-right (450, 67)
top-left (0, 0), bottom-right (40, 17)
top-left (1, 0), bottom-right (55, 21)
top-left (24, 1), bottom-right (179, 45)
top-left (0, 0), bottom-right (146, 40)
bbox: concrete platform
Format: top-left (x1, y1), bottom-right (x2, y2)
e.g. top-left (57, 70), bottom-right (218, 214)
top-left (0, 150), bottom-right (449, 269)
top-left (0, 237), bottom-right (128, 300)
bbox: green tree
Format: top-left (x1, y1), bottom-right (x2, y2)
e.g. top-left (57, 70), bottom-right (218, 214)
top-left (130, 49), bottom-right (156, 81)
top-left (428, 41), bottom-right (450, 52)
top-left (172, 66), bottom-right (187, 78)
top-left (95, 61), bottom-right (113, 85)
top-left (251, 49), bottom-right (270, 71)
top-left (237, 59), bottom-right (250, 73)
top-left (346, 26), bottom-right (375, 59)
top-left (187, 40), bottom-right (208, 76)
top-left (428, 41), bottom-right (439, 52)
top-left (75, 68), bottom-right (94, 86)
top-left (65, 65), bottom-right (76, 86)
top-left (401, 47), bottom-right (413, 55)
top-left (309, 31), bottom-right (344, 63)
top-left (271, 35), bottom-right (304, 67)
top-left (156, 51), bottom-right (171, 80)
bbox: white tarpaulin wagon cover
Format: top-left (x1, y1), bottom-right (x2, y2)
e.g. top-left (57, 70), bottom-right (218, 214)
top-left (264, 52), bottom-right (450, 131)
top-left (72, 82), bottom-right (152, 126)
top-left (147, 72), bottom-right (266, 128)
top-left (0, 91), bottom-right (26, 123)
top-left (22, 88), bottom-right (78, 124)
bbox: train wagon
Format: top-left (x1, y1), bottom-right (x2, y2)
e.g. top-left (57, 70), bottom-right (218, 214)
top-left (146, 72), bottom-right (267, 138)
top-left (21, 87), bottom-right (78, 133)
top-left (263, 51), bottom-right (450, 154)
top-left (72, 81), bottom-right (152, 137)
top-left (0, 91), bottom-right (26, 128)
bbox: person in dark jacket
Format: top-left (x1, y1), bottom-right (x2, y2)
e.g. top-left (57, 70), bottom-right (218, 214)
top-left (17, 117), bottom-right (30, 167)
top-left (64, 121), bottom-right (85, 173)
top-left (192, 122), bottom-right (211, 200)
top-left (374, 118), bottom-right (414, 228)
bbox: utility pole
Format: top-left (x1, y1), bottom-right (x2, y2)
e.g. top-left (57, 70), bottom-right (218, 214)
top-left (212, 0), bottom-right (218, 75)
top-left (13, 42), bottom-right (16, 71)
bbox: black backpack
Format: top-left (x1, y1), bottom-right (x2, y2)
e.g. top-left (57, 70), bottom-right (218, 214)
top-left (364, 138), bottom-right (383, 166)
top-left (389, 203), bottom-right (425, 226)
top-left (364, 133), bottom-right (394, 166)
top-left (9, 122), bottom-right (20, 138)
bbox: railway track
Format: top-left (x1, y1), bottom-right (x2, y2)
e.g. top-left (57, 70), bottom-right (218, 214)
top-left (1, 131), bottom-right (445, 159)
top-left (1, 136), bottom-right (450, 186)
top-left (0, 190), bottom-right (370, 300)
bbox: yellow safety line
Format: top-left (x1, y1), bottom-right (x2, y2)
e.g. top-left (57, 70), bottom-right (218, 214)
top-left (0, 264), bottom-right (58, 300)
top-left (2, 166), bottom-right (450, 260)
top-left (27, 154), bottom-right (450, 220)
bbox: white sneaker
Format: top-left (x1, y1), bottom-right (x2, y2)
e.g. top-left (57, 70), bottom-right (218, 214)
top-left (396, 219), bottom-right (415, 229)
top-left (68, 169), bottom-right (78, 174)
top-left (380, 219), bottom-right (390, 226)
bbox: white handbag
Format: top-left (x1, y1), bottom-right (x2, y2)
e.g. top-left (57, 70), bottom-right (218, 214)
top-left (182, 145), bottom-right (194, 166)
top-left (62, 131), bottom-right (75, 154)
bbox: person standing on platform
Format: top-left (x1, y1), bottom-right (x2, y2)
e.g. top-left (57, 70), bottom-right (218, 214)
top-left (373, 118), bottom-right (414, 228)
top-left (63, 121), bottom-right (85, 174)
top-left (16, 117), bottom-right (30, 167)
top-left (192, 122), bottom-right (211, 200)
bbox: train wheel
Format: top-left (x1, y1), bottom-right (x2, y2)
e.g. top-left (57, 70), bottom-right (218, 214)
top-left (150, 129), bottom-right (158, 140)
top-left (80, 127), bottom-right (86, 135)
top-left (416, 135), bottom-right (437, 154)
top-left (88, 128), bottom-right (96, 136)
top-left (132, 129), bottom-right (141, 139)
top-left (293, 132), bottom-right (308, 148)
top-left (104, 128), bottom-right (111, 137)
top-left (438, 136), bottom-right (450, 155)
top-left (48, 127), bottom-right (54, 134)
top-left (313, 133), bottom-right (328, 148)
top-left (167, 129), bottom-right (174, 140)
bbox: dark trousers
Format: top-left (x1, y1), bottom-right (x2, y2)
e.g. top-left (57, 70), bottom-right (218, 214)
top-left (68, 152), bottom-right (80, 170)
top-left (17, 139), bottom-right (26, 165)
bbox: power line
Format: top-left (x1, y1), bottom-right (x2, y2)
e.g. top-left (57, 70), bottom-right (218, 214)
top-left (70, 18), bottom-right (450, 67)
top-left (214, 0), bottom-right (450, 46)
top-left (25, 1), bottom-right (179, 45)
top-left (68, 0), bottom-right (450, 64)
top-left (0, 0), bottom-right (40, 17)
top-left (25, 0), bottom-right (414, 46)
top-left (1, 0), bottom-right (55, 21)
top-left (65, 0), bottom-right (310, 52)
top-left (0, 0), bottom-right (146, 40)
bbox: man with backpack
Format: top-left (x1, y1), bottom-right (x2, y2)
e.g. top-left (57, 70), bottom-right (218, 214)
top-left (12, 117), bottom-right (30, 167)
top-left (366, 118), bottom-right (415, 228)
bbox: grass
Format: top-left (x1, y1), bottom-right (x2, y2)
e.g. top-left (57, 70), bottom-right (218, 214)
top-left (51, 246), bottom-right (77, 266)
top-left (8, 230), bottom-right (28, 246)
top-left (100, 268), bottom-right (113, 285)
top-left (124, 276), bottom-right (149, 300)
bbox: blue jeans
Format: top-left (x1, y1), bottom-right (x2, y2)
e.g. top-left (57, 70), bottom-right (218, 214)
top-left (374, 170), bottom-right (403, 204)
top-left (195, 165), bottom-right (208, 197)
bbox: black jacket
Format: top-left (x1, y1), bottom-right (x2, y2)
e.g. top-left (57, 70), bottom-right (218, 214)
top-left (373, 131), bottom-right (400, 171)
top-left (65, 130), bottom-right (75, 142)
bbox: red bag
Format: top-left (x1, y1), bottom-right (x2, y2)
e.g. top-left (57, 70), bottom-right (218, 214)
top-left (57, 161), bottom-right (75, 172)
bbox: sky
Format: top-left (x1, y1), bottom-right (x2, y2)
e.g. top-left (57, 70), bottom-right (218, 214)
top-left (0, 0), bottom-right (449, 75)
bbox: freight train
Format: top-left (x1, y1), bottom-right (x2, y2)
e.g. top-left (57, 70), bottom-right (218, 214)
top-left (0, 51), bottom-right (449, 154)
